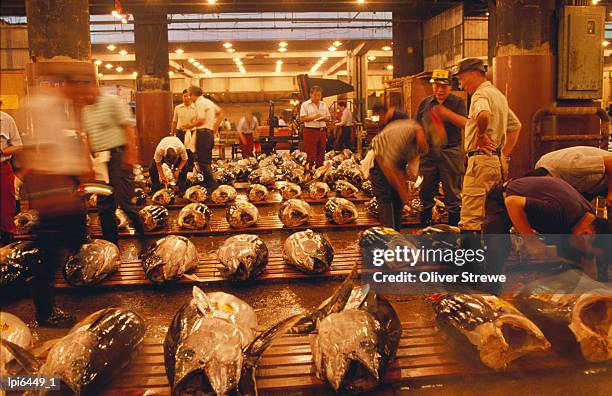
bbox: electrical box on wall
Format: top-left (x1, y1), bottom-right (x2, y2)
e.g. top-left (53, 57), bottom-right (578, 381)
top-left (558, 6), bottom-right (605, 99)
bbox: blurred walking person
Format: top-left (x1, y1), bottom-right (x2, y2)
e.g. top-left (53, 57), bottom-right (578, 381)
top-left (0, 104), bottom-right (23, 245)
top-left (237, 112), bottom-right (258, 158)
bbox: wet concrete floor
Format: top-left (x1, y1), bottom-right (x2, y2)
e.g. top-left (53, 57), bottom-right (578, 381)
top-left (2, 229), bottom-right (611, 395)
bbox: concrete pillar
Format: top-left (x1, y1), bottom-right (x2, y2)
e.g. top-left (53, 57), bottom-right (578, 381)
top-left (347, 52), bottom-right (368, 124)
top-left (490, 0), bottom-right (556, 177)
top-left (133, 10), bottom-right (173, 164)
top-left (392, 11), bottom-right (423, 78)
top-left (25, 0), bottom-right (90, 61)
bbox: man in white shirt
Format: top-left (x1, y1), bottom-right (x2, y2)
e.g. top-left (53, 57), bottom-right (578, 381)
top-left (149, 136), bottom-right (189, 195)
top-left (334, 101), bottom-right (354, 151)
top-left (237, 112), bottom-right (259, 158)
top-left (171, 89), bottom-right (196, 144)
top-left (0, 106), bottom-right (23, 245)
top-left (300, 85), bottom-right (331, 166)
top-left (184, 86), bottom-right (224, 190)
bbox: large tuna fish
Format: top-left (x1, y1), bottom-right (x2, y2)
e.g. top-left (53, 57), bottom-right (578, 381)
top-left (152, 188), bottom-right (176, 206)
top-left (142, 235), bottom-right (199, 283)
top-left (63, 239), bottom-right (121, 287)
top-left (365, 197), bottom-right (378, 217)
top-left (13, 209), bottom-right (39, 234)
top-left (217, 235), bottom-right (268, 281)
top-left (1, 308), bottom-right (145, 395)
top-left (278, 199), bottom-right (312, 227)
top-left (361, 180), bottom-right (373, 197)
top-left (247, 184), bottom-right (269, 202)
top-left (178, 203), bottom-right (212, 230)
top-left (0, 312), bottom-right (32, 375)
top-left (211, 185), bottom-right (238, 204)
top-left (132, 188), bottom-right (147, 206)
top-left (139, 205), bottom-right (169, 231)
top-left (324, 198), bottom-right (358, 225)
top-left (513, 269), bottom-right (612, 362)
top-left (184, 185), bottom-right (208, 203)
top-left (226, 202), bottom-right (259, 229)
top-left (0, 241), bottom-right (39, 290)
top-left (248, 167), bottom-right (276, 187)
top-left (309, 181), bottom-right (330, 200)
top-left (164, 287), bottom-right (303, 395)
top-left (280, 182), bottom-right (302, 200)
top-left (335, 180), bottom-right (359, 198)
top-left (283, 229), bottom-right (334, 273)
top-left (433, 293), bottom-right (550, 370)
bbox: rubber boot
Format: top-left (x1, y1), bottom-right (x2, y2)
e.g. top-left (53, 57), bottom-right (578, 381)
top-left (419, 208), bottom-right (432, 228)
top-left (378, 202), bottom-right (400, 231)
top-left (30, 278), bottom-right (76, 328)
top-left (448, 211), bottom-right (461, 227)
top-left (202, 164), bottom-right (218, 191)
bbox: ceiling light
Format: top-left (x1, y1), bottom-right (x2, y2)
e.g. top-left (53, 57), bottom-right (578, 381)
top-left (279, 41), bottom-right (288, 47)
top-left (98, 73), bottom-right (104, 78)
top-left (94, 59), bottom-right (102, 66)
top-left (386, 64), bottom-right (394, 71)
top-left (233, 57), bottom-right (241, 62)
top-left (227, 48), bottom-right (236, 53)
top-left (236, 61), bottom-right (243, 66)
top-left (116, 66), bottom-right (124, 72)
top-left (328, 46), bottom-right (337, 52)
top-left (382, 46), bottom-right (392, 51)
top-left (132, 71), bottom-right (138, 77)
top-left (193, 61), bottom-right (201, 67)
top-left (208, 0), bottom-right (217, 3)
top-left (317, 60), bottom-right (323, 65)
top-left (321, 56), bottom-right (328, 61)
top-left (168, 71), bottom-right (174, 76)
top-left (591, 0), bottom-right (599, 4)
top-left (118, 49), bottom-right (128, 56)
top-left (223, 42), bottom-right (233, 48)
top-left (367, 56), bottom-right (376, 61)
top-left (188, 58), bottom-right (195, 63)
top-left (121, 17), bottom-right (128, 24)
top-left (106, 44), bottom-right (116, 51)
top-left (198, 65), bottom-right (205, 70)
top-left (357, 0), bottom-right (365, 3)
top-left (205, 70), bottom-right (212, 75)
top-left (276, 60), bottom-right (283, 64)
top-left (240, 70), bottom-right (246, 74)
top-left (333, 41), bottom-right (342, 47)
top-left (111, 10), bottom-right (119, 18)
top-left (175, 49), bottom-right (184, 54)
top-left (278, 47), bottom-right (287, 52)
top-left (604, 40), bottom-right (610, 47)
top-left (105, 63), bottom-right (113, 69)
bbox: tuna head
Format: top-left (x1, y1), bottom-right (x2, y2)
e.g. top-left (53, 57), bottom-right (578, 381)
top-left (142, 236), bottom-right (198, 283)
top-left (217, 235), bottom-right (269, 281)
top-left (312, 309), bottom-right (381, 393)
top-left (283, 230), bottom-right (334, 274)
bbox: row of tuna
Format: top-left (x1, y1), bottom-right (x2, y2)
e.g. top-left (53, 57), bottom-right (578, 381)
top-left (1, 267), bottom-right (401, 395)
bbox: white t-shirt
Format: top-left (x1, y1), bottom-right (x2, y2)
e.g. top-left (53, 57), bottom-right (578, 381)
top-left (194, 96), bottom-right (221, 130)
top-left (0, 111), bottom-right (22, 162)
top-left (154, 136), bottom-right (188, 163)
top-left (172, 103), bottom-right (196, 130)
top-left (300, 99), bottom-right (330, 128)
top-left (238, 116), bottom-right (259, 134)
top-left (339, 107), bottom-right (354, 126)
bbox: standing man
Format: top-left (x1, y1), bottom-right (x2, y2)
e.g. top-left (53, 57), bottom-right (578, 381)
top-left (237, 112), bottom-right (258, 158)
top-left (149, 136), bottom-right (189, 195)
top-left (81, 81), bottom-right (146, 246)
top-left (300, 85), bottom-right (331, 167)
top-left (416, 70), bottom-right (467, 227)
top-left (183, 86), bottom-right (223, 191)
top-left (171, 89), bottom-right (196, 144)
top-left (0, 105), bottom-right (23, 245)
top-left (363, 120), bottom-right (430, 230)
top-left (334, 101), bottom-right (354, 151)
top-left (453, 58), bottom-right (521, 236)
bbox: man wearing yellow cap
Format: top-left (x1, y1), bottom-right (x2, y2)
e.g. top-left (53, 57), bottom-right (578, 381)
top-left (416, 69), bottom-right (467, 226)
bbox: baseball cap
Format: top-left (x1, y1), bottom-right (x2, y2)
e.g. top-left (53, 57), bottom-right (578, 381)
top-left (429, 69), bottom-right (451, 84)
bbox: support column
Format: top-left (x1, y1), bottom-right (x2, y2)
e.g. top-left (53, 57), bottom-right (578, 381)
top-left (392, 11), bottom-right (423, 78)
top-left (490, 0), bottom-right (556, 177)
top-left (133, 10), bottom-right (173, 164)
top-left (347, 47), bottom-right (368, 125)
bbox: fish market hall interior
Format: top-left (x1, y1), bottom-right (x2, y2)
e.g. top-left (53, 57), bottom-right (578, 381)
top-left (1, 0), bottom-right (612, 395)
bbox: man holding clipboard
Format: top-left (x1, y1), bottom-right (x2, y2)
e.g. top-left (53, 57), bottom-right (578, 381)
top-left (299, 85), bottom-right (331, 166)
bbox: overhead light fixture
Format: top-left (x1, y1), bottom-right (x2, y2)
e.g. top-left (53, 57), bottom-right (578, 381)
top-left (121, 17), bottom-right (128, 24)
top-left (198, 65), bottom-right (205, 70)
top-left (382, 46), bottom-right (392, 51)
top-left (175, 48), bottom-right (184, 54)
top-left (94, 59), bottom-right (103, 66)
top-left (111, 10), bottom-right (119, 18)
top-left (333, 41), bottom-right (342, 47)
top-left (132, 71), bottom-right (138, 77)
top-left (208, 0), bottom-right (217, 3)
top-left (604, 40), bottom-right (610, 47)
top-left (188, 58), bottom-right (195, 63)
top-left (276, 60), bottom-right (283, 64)
top-left (240, 70), bottom-right (246, 74)
top-left (278, 47), bottom-right (287, 52)
top-left (105, 63), bottom-right (113, 69)
top-left (205, 70), bottom-right (212, 75)
top-left (321, 56), bottom-right (328, 61)
top-left (591, 0), bottom-right (599, 4)
top-left (193, 61), bottom-right (201, 67)
top-left (386, 64), bottom-right (394, 71)
top-left (223, 42), bottom-right (233, 48)
top-left (116, 66), bottom-right (124, 72)
top-left (168, 71), bottom-right (174, 76)
top-left (118, 49), bottom-right (128, 56)
top-left (367, 56), bottom-right (376, 61)
top-left (106, 44), bottom-right (116, 51)
top-left (227, 48), bottom-right (236, 53)
top-left (279, 41), bottom-right (288, 47)
top-left (328, 46), bottom-right (337, 52)
top-left (233, 57), bottom-right (241, 62)
top-left (236, 61), bottom-right (243, 66)
top-left (357, 0), bottom-right (365, 3)
top-left (98, 73), bottom-right (104, 78)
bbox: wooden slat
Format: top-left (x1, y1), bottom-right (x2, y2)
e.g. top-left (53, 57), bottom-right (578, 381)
top-left (100, 321), bottom-right (603, 395)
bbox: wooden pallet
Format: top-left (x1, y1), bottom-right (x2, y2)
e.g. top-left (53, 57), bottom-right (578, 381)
top-left (101, 321), bottom-right (599, 395)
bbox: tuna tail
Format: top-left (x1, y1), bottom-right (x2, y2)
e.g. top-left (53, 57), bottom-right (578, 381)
top-left (290, 260), bottom-right (359, 334)
top-left (191, 285), bottom-right (213, 315)
top-left (0, 338), bottom-right (41, 374)
top-left (238, 312), bottom-right (306, 396)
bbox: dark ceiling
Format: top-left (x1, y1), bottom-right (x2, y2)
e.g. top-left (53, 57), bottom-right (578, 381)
top-left (1, 0), bottom-right (487, 19)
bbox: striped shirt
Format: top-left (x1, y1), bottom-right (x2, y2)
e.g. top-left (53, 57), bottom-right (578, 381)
top-left (82, 94), bottom-right (131, 152)
top-left (371, 119), bottom-right (422, 170)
